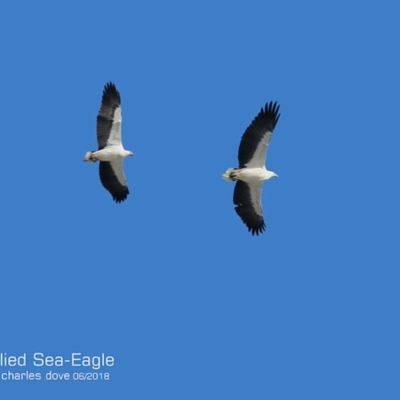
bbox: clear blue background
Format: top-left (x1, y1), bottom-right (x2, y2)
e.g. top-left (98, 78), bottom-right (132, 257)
top-left (0, 1), bottom-right (399, 399)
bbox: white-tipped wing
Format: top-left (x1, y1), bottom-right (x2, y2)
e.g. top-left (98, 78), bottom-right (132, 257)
top-left (99, 161), bottom-right (129, 203)
top-left (97, 82), bottom-right (122, 149)
top-left (233, 180), bottom-right (266, 235)
top-left (238, 101), bottom-right (280, 168)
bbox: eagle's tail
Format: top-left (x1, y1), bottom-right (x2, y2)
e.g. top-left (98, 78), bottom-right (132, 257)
top-left (222, 168), bottom-right (239, 181)
top-left (83, 151), bottom-right (97, 163)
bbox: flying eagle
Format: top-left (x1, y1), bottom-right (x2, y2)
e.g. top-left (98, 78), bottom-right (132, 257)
top-left (84, 82), bottom-right (134, 203)
top-left (222, 101), bottom-right (280, 235)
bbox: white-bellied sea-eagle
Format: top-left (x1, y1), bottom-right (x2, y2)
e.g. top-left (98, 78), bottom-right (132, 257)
top-left (84, 82), bottom-right (134, 203)
top-left (222, 101), bottom-right (280, 235)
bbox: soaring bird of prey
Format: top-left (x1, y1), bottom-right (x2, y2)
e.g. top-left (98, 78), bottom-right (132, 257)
top-left (222, 101), bottom-right (280, 235)
top-left (84, 82), bottom-right (134, 203)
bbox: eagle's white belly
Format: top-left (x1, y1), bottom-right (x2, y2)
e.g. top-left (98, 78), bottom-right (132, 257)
top-left (95, 146), bottom-right (125, 162)
top-left (239, 167), bottom-right (274, 182)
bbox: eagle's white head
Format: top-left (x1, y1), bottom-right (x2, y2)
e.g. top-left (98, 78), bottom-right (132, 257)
top-left (265, 170), bottom-right (279, 180)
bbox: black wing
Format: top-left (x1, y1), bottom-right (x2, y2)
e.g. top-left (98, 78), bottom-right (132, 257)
top-left (233, 180), bottom-right (265, 235)
top-left (99, 161), bottom-right (129, 203)
top-left (97, 82), bottom-right (122, 150)
top-left (238, 101), bottom-right (280, 168)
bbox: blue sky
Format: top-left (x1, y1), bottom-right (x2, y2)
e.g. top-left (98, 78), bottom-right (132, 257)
top-left (0, 1), bottom-right (399, 399)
